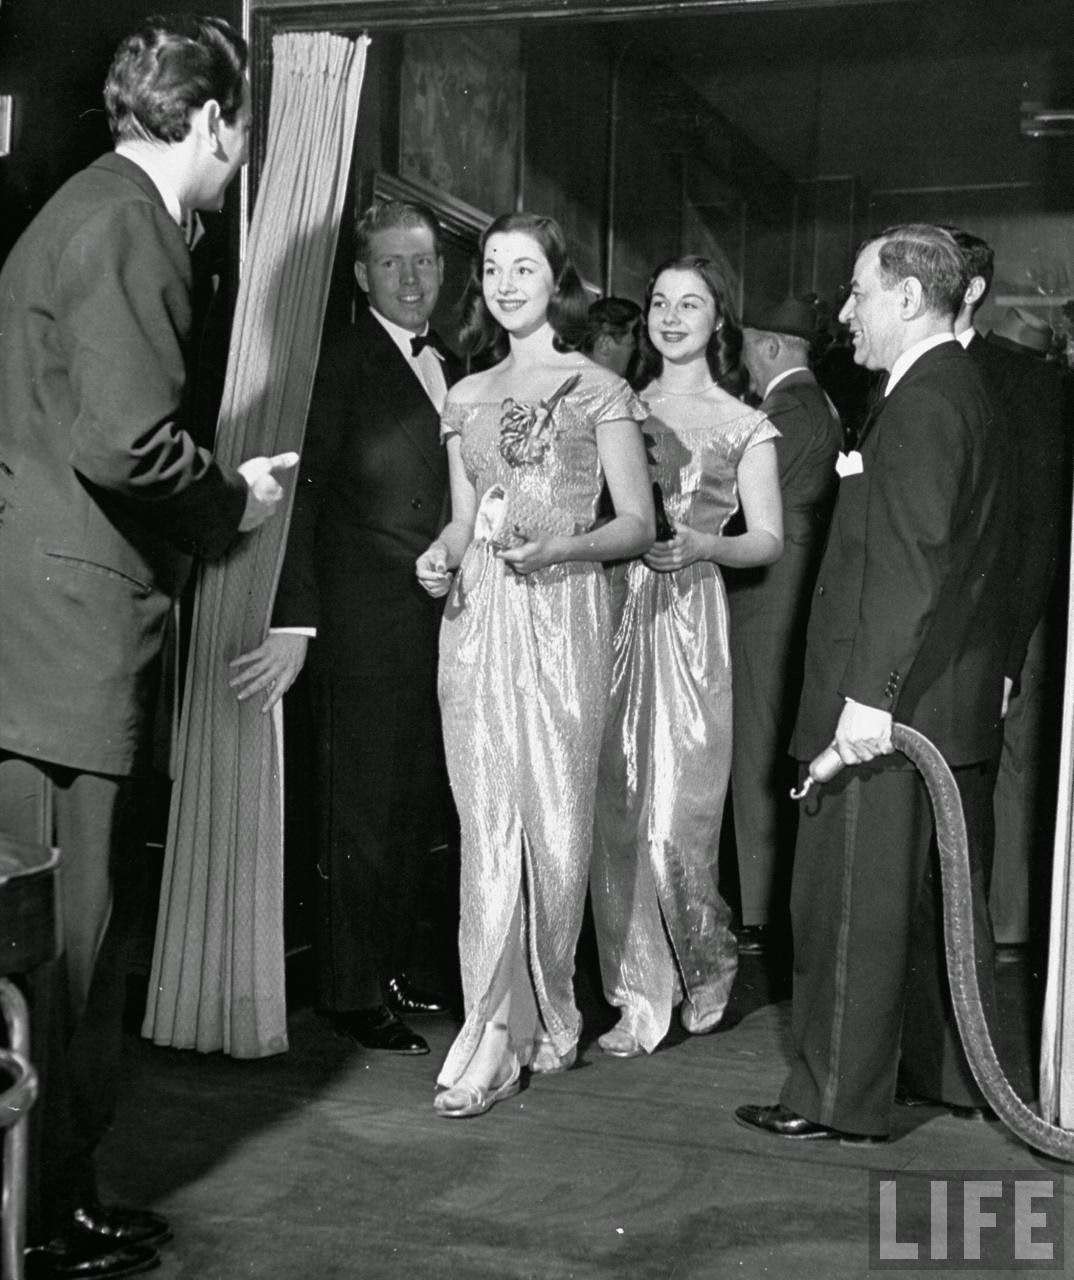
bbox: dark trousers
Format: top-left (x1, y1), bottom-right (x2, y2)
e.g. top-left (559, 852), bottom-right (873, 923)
top-left (728, 549), bottom-right (814, 926)
top-left (0, 751), bottom-right (140, 1242)
top-left (308, 600), bottom-right (445, 1013)
top-left (781, 757), bottom-right (996, 1136)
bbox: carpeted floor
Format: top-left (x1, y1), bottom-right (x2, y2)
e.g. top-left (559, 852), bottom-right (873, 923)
top-left (97, 941), bottom-right (1067, 1280)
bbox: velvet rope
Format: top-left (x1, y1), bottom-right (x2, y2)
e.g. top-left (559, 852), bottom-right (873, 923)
top-left (1040, 499), bottom-right (1074, 1125)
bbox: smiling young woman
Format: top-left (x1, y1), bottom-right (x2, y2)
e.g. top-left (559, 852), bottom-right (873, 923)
top-left (590, 254), bottom-right (784, 1058)
top-left (415, 211), bottom-right (655, 1118)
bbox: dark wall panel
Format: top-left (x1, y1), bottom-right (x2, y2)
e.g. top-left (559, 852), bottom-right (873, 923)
top-left (0, 1), bottom-right (242, 259)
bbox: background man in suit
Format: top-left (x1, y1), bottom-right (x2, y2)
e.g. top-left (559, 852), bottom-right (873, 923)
top-left (949, 229), bottom-right (1069, 952)
top-left (730, 297), bottom-right (842, 956)
top-left (0, 16), bottom-right (292, 1279)
top-left (582, 295), bottom-right (642, 382)
top-left (737, 224), bottom-right (1007, 1143)
top-left (232, 199), bottom-right (458, 1056)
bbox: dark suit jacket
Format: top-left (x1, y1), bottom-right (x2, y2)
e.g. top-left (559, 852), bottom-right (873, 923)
top-left (967, 331), bottom-right (1068, 682)
top-left (729, 369), bottom-right (842, 616)
top-left (793, 341), bottom-right (1008, 767)
top-left (273, 300), bottom-right (457, 637)
top-left (0, 153), bottom-right (246, 777)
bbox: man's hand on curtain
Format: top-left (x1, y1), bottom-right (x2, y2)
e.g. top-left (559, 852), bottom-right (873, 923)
top-left (230, 633), bottom-right (308, 711)
top-left (237, 451), bottom-right (300, 531)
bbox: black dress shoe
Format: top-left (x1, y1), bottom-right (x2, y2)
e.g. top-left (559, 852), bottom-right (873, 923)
top-left (387, 974), bottom-right (448, 1016)
top-left (736, 925), bottom-right (768, 956)
top-left (735, 1102), bottom-right (888, 1145)
top-left (895, 1086), bottom-right (995, 1120)
top-left (71, 1203), bottom-right (171, 1249)
top-left (26, 1237), bottom-right (159, 1279)
top-left (330, 1006), bottom-right (429, 1054)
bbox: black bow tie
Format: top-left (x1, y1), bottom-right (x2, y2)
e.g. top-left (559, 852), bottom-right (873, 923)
top-left (410, 332), bottom-right (438, 357)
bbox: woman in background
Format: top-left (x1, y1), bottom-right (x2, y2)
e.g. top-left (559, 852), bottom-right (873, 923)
top-left (591, 255), bottom-right (783, 1058)
top-left (416, 212), bottom-right (653, 1117)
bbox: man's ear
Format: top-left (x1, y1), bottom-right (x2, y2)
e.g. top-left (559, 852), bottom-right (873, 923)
top-left (436, 254), bottom-right (445, 287)
top-left (765, 335), bottom-right (781, 361)
top-left (901, 275), bottom-right (926, 317)
top-left (594, 332), bottom-right (614, 357)
top-left (964, 275), bottom-right (987, 309)
top-left (354, 259), bottom-right (370, 295)
top-left (191, 99), bottom-right (223, 152)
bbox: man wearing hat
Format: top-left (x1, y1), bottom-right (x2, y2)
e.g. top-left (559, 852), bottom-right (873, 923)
top-left (729, 296), bottom-right (843, 954)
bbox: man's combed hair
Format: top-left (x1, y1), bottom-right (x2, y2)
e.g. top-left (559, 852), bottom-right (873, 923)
top-left (354, 199), bottom-right (443, 264)
top-left (943, 225), bottom-right (995, 303)
top-left (873, 223), bottom-right (966, 319)
top-left (104, 14), bottom-right (247, 144)
top-left (581, 296), bottom-right (641, 353)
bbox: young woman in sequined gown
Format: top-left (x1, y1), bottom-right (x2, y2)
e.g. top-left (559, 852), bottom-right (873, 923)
top-left (415, 213), bottom-right (654, 1117)
top-left (590, 256), bottom-right (784, 1057)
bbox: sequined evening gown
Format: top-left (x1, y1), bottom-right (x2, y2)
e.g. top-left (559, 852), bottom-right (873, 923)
top-left (591, 388), bottom-right (779, 1052)
top-left (436, 373), bottom-right (648, 1088)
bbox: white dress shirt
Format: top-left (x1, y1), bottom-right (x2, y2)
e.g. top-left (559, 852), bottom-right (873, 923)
top-left (114, 145), bottom-right (183, 225)
top-left (368, 306), bottom-right (448, 414)
top-left (884, 332), bottom-right (956, 397)
top-left (763, 365), bottom-right (811, 401)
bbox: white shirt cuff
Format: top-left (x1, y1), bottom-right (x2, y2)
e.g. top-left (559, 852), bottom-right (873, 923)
top-left (270, 626), bottom-right (316, 638)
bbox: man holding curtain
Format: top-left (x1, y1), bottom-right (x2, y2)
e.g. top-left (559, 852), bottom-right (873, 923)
top-left (0, 16), bottom-right (293, 1280)
top-left (232, 199), bottom-right (459, 1056)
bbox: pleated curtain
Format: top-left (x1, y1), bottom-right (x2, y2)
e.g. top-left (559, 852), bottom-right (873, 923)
top-left (142, 32), bottom-right (370, 1058)
top-left (1040, 505), bottom-right (1074, 1124)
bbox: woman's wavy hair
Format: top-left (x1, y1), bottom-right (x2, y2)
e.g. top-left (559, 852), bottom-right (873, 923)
top-left (457, 212), bottom-right (590, 362)
top-left (635, 254), bottom-right (745, 395)
top-left (105, 13), bottom-right (247, 144)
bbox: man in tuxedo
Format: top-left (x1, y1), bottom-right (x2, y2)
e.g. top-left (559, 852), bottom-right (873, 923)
top-left (730, 297), bottom-right (842, 955)
top-left (232, 199), bottom-right (458, 1054)
top-left (0, 16), bottom-right (292, 1278)
top-left (949, 229), bottom-right (1068, 950)
top-left (736, 224), bottom-right (1007, 1143)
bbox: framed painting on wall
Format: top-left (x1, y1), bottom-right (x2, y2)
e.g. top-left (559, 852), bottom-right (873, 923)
top-left (398, 27), bottom-right (522, 219)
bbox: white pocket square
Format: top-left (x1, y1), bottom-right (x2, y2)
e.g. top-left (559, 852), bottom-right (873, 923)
top-left (836, 450), bottom-right (864, 477)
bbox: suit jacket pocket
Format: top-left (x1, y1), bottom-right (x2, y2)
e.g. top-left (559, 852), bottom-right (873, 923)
top-left (41, 549), bottom-right (153, 596)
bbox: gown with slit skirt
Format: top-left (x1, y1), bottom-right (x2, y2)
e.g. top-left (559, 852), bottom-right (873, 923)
top-left (436, 373), bottom-right (648, 1088)
top-left (591, 389), bottom-right (780, 1052)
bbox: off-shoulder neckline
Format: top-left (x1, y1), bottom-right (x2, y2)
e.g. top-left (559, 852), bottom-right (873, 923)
top-left (446, 379), bottom-right (637, 410)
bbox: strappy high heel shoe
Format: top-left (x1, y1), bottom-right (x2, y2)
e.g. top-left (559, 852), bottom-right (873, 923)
top-left (434, 1023), bottom-right (521, 1119)
top-left (530, 1033), bottom-right (577, 1074)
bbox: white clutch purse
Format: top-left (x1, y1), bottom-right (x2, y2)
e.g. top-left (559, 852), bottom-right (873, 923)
top-left (474, 484), bottom-right (577, 550)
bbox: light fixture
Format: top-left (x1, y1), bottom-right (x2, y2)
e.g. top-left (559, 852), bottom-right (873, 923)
top-left (1021, 101), bottom-right (1074, 138)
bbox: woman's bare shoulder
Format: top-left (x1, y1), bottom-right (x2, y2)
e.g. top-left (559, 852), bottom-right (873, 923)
top-left (446, 361), bottom-right (509, 406)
